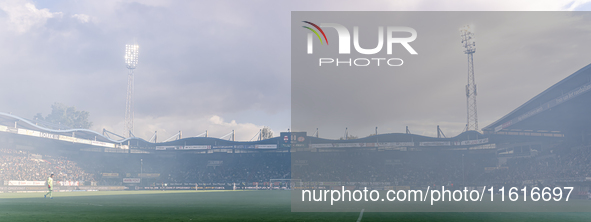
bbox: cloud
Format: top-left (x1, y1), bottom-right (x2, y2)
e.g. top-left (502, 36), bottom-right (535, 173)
top-left (71, 14), bottom-right (93, 23)
top-left (0, 0), bottom-right (62, 34)
top-left (566, 0), bottom-right (591, 10)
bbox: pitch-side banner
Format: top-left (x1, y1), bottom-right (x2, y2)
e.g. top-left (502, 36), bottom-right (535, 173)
top-left (255, 144), bottom-right (277, 149)
top-left (291, 12), bottom-right (591, 213)
top-left (58, 181), bottom-right (80, 186)
top-left (123, 178), bottom-right (141, 183)
top-left (17, 129), bottom-right (40, 137)
top-left (183, 145), bottom-right (211, 150)
top-left (310, 142), bottom-right (414, 148)
top-left (8, 181), bottom-right (45, 186)
top-left (102, 173), bottom-right (119, 178)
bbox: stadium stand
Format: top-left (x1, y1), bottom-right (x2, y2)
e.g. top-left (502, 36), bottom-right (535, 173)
top-left (1, 142), bottom-right (589, 189)
top-left (1, 63), bottom-right (591, 191)
top-left (0, 148), bottom-right (94, 183)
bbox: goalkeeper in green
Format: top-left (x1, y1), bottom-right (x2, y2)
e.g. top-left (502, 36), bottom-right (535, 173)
top-left (44, 174), bottom-right (54, 199)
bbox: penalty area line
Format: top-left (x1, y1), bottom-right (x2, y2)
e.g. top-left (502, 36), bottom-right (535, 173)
top-left (356, 209), bottom-right (365, 222)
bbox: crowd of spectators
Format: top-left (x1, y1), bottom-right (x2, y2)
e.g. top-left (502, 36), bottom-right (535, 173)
top-left (292, 151), bottom-right (495, 186)
top-left (165, 153), bottom-right (290, 183)
top-left (292, 145), bottom-right (591, 187)
top-left (71, 152), bottom-right (291, 185)
top-left (0, 148), bottom-right (94, 183)
top-left (482, 145), bottom-right (591, 186)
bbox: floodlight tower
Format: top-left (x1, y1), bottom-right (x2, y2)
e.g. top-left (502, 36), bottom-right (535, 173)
top-left (124, 44), bottom-right (139, 138)
top-left (460, 25), bottom-right (478, 131)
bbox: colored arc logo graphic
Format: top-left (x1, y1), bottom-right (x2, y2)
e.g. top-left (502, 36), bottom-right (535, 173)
top-left (302, 21), bottom-right (328, 45)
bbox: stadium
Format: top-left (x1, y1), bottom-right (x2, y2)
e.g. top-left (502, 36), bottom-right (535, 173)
top-left (2, 61), bottom-right (591, 220)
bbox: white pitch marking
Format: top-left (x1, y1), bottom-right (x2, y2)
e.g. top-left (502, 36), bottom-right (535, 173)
top-left (356, 209), bottom-right (365, 222)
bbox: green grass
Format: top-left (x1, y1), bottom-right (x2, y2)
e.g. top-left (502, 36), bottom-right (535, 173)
top-left (0, 190), bottom-right (590, 221)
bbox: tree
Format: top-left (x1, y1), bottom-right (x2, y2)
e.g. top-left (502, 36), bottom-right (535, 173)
top-left (35, 103), bottom-right (93, 129)
top-left (261, 126), bottom-right (274, 140)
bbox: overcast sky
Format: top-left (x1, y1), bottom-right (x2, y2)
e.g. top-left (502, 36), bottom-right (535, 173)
top-left (0, 0), bottom-right (590, 141)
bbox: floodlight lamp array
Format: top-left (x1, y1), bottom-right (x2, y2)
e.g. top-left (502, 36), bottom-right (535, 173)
top-left (125, 44), bottom-right (139, 69)
top-left (460, 25), bottom-right (475, 54)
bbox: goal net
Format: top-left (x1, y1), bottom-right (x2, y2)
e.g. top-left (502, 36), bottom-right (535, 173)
top-left (269, 179), bottom-right (302, 190)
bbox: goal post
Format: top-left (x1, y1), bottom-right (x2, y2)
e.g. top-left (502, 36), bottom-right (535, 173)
top-left (269, 179), bottom-right (302, 190)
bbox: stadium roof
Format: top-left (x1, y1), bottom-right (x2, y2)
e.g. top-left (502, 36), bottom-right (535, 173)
top-left (304, 130), bottom-right (485, 144)
top-left (483, 62), bottom-right (591, 135)
top-left (0, 112), bottom-right (285, 151)
top-left (0, 112), bottom-right (129, 143)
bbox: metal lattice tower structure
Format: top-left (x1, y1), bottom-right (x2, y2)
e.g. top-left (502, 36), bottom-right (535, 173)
top-left (124, 44), bottom-right (139, 138)
top-left (460, 25), bottom-right (478, 131)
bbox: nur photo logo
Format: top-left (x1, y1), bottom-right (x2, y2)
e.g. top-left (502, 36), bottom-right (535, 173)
top-left (302, 21), bottom-right (418, 67)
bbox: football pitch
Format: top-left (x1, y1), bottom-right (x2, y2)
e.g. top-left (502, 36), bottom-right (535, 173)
top-left (1, 190), bottom-right (591, 221)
